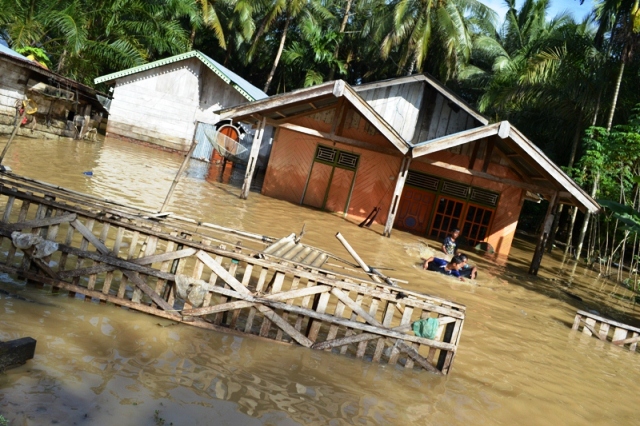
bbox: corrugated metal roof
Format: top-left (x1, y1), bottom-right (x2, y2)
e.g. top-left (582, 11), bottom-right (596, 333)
top-left (93, 50), bottom-right (266, 102)
top-left (0, 42), bottom-right (32, 61)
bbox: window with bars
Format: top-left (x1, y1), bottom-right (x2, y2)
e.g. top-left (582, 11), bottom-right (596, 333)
top-left (314, 145), bottom-right (359, 170)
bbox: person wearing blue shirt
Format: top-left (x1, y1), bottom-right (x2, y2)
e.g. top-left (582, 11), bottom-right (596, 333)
top-left (422, 256), bottom-right (465, 281)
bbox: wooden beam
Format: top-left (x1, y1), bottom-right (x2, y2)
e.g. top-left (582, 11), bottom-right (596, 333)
top-left (468, 139), bottom-right (481, 169)
top-left (267, 104), bottom-right (337, 126)
top-left (528, 191), bottom-right (557, 275)
top-left (4, 213), bottom-right (76, 232)
top-left (412, 123), bottom-right (501, 157)
top-left (482, 139), bottom-right (495, 173)
top-left (508, 128), bottom-right (599, 213)
top-left (384, 157), bottom-right (411, 237)
top-left (276, 122), bottom-right (400, 156)
top-left (417, 157), bottom-right (556, 194)
top-left (218, 82), bottom-right (336, 120)
top-left (241, 116), bottom-right (266, 199)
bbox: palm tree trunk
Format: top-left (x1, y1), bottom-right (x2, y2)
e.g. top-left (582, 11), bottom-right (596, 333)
top-left (189, 25), bottom-right (197, 49)
top-left (406, 56), bottom-right (417, 76)
top-left (263, 15), bottom-right (291, 93)
top-left (576, 174), bottom-right (598, 260)
top-left (328, 0), bottom-right (353, 81)
top-left (606, 61), bottom-right (625, 130)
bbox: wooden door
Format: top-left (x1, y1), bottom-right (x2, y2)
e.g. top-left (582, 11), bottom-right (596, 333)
top-left (325, 168), bottom-right (355, 213)
top-left (302, 163), bottom-right (333, 208)
top-left (394, 187), bottom-right (436, 234)
top-left (430, 196), bottom-right (464, 241)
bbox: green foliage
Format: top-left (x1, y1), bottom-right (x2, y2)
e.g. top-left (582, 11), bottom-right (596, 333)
top-left (14, 46), bottom-right (52, 68)
top-left (0, 414), bottom-right (7, 426)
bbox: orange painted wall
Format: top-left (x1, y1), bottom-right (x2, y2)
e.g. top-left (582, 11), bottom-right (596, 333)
top-left (262, 127), bottom-right (403, 224)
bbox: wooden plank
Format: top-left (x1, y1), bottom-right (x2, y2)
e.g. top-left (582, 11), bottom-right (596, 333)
top-left (230, 264), bottom-right (253, 328)
top-left (244, 267), bottom-right (268, 333)
top-left (241, 117), bottom-right (266, 199)
top-left (306, 292), bottom-right (331, 342)
top-left (103, 227), bottom-right (125, 295)
top-left (2, 212), bottom-right (78, 232)
top-left (373, 302), bottom-right (396, 362)
top-left (396, 341), bottom-right (442, 375)
top-left (395, 306), bottom-right (414, 367)
top-left (383, 157), bottom-right (411, 237)
top-left (612, 327), bottom-right (628, 344)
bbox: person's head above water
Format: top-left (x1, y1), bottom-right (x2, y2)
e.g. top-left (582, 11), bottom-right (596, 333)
top-left (449, 256), bottom-right (464, 270)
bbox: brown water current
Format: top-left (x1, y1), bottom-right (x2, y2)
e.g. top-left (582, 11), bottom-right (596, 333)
top-left (1, 136), bottom-right (640, 425)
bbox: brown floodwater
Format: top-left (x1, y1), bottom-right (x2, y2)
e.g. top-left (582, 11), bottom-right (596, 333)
top-left (1, 136), bottom-right (639, 425)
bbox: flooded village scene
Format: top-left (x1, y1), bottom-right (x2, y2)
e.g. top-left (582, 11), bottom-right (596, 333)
top-left (2, 0), bottom-right (640, 425)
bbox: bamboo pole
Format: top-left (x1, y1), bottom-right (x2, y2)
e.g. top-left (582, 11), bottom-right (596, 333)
top-left (160, 137), bottom-right (198, 212)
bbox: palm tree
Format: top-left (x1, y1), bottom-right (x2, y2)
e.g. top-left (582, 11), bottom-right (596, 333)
top-left (378, 0), bottom-right (497, 80)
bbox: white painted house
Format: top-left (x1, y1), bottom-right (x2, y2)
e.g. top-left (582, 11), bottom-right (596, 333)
top-left (95, 50), bottom-right (267, 152)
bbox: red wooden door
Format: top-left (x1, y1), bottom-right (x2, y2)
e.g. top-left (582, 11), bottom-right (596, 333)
top-left (394, 187), bottom-right (435, 235)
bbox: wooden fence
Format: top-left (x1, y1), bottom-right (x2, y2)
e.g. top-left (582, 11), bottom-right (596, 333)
top-left (0, 173), bottom-right (466, 374)
top-left (572, 310), bottom-right (640, 352)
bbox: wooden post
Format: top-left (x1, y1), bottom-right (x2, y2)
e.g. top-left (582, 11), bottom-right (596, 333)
top-left (529, 191), bottom-right (558, 275)
top-left (383, 156), bottom-right (411, 237)
top-left (241, 117), bottom-right (266, 199)
top-left (0, 109), bottom-right (27, 165)
top-left (159, 136), bottom-right (199, 212)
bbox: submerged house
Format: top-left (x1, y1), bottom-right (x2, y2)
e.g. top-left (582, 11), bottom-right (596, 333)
top-left (217, 75), bottom-right (599, 272)
top-left (0, 43), bottom-right (106, 140)
top-left (94, 50), bottom-right (268, 153)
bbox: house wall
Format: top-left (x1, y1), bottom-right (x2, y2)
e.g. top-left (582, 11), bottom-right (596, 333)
top-left (0, 58), bottom-right (95, 140)
top-left (262, 127), bottom-right (402, 224)
top-left (107, 58), bottom-right (250, 152)
top-left (410, 149), bottom-right (524, 255)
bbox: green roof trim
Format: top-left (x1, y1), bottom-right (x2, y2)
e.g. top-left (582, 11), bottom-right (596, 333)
top-left (94, 50), bottom-right (266, 102)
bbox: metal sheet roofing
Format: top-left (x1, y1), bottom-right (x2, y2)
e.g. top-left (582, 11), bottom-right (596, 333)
top-left (0, 42), bottom-right (32, 61)
top-left (94, 50), bottom-right (267, 102)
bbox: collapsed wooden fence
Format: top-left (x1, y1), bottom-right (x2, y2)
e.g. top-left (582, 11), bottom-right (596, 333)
top-left (573, 310), bottom-right (640, 352)
top-left (0, 173), bottom-right (465, 374)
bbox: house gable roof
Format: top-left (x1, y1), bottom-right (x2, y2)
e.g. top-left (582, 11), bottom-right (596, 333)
top-left (218, 80), bottom-right (412, 155)
top-left (94, 50), bottom-right (267, 102)
top-left (354, 74), bottom-right (489, 126)
top-left (412, 121), bottom-right (599, 213)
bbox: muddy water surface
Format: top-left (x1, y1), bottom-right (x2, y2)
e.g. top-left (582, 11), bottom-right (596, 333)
top-left (1, 137), bottom-right (639, 425)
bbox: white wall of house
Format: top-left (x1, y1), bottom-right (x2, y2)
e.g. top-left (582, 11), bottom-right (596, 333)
top-left (106, 58), bottom-right (249, 152)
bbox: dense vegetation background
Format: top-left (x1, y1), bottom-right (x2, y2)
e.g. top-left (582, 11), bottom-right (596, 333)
top-left (3, 0), bottom-right (640, 279)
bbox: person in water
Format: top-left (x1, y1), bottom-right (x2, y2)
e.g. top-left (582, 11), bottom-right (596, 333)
top-left (442, 228), bottom-right (460, 256)
top-left (422, 256), bottom-right (465, 281)
top-left (457, 253), bottom-right (478, 279)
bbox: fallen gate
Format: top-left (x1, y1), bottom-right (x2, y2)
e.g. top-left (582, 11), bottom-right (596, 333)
top-left (0, 173), bottom-right (466, 375)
